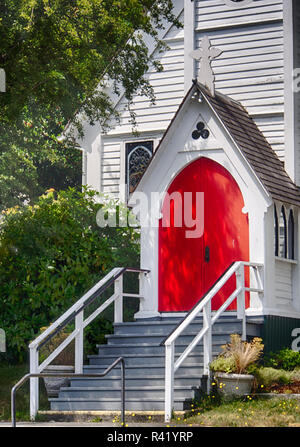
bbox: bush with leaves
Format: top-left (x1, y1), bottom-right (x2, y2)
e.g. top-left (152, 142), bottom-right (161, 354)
top-left (263, 348), bottom-right (300, 371)
top-left (0, 187), bottom-right (140, 362)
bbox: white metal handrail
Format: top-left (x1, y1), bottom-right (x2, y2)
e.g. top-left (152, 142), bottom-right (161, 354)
top-left (163, 261), bottom-right (263, 422)
top-left (28, 266), bottom-right (149, 420)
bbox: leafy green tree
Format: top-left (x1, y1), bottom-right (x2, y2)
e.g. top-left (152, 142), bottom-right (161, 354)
top-left (0, 1), bottom-right (180, 210)
top-left (0, 187), bottom-right (140, 362)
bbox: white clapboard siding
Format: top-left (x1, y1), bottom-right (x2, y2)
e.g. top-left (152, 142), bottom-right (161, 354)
top-left (275, 259), bottom-right (293, 308)
top-left (101, 141), bottom-right (121, 197)
top-left (195, 22), bottom-right (284, 111)
top-left (106, 20), bottom-right (185, 135)
top-left (195, 0), bottom-right (283, 30)
top-left (195, 17), bottom-right (284, 159)
top-left (254, 115), bottom-right (285, 160)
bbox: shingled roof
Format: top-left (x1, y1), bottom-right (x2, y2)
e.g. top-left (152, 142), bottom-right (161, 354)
top-left (197, 82), bottom-right (300, 207)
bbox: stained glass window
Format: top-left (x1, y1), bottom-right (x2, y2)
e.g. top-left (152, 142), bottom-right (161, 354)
top-left (125, 141), bottom-right (153, 196)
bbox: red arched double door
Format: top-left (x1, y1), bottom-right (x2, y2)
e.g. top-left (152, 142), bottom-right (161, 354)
top-left (158, 157), bottom-right (249, 312)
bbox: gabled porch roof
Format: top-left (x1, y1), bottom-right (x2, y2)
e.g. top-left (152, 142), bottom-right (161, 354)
top-left (135, 81), bottom-right (300, 207)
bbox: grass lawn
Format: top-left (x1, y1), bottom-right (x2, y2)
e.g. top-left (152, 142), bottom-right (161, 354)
top-left (0, 363), bottom-right (49, 422)
top-left (180, 395), bottom-right (300, 427)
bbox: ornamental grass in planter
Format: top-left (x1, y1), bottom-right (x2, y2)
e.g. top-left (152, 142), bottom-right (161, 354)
top-left (39, 326), bottom-right (75, 397)
top-left (210, 334), bottom-right (264, 399)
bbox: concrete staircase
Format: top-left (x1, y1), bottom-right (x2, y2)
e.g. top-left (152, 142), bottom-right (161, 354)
top-left (49, 314), bottom-right (261, 412)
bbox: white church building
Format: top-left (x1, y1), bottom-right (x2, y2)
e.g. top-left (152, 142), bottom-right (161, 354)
top-left (30, 0), bottom-right (300, 419)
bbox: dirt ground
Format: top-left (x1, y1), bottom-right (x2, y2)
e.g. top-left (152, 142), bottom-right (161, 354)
top-left (266, 381), bottom-right (300, 394)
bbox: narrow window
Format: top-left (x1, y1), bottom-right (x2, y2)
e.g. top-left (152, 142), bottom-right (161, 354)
top-left (274, 206), bottom-right (279, 257)
top-left (288, 210), bottom-right (295, 260)
top-left (125, 141), bottom-right (153, 196)
top-left (279, 206), bottom-right (287, 258)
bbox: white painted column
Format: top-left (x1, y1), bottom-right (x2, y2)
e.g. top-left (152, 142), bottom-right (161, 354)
top-left (75, 311), bottom-right (84, 374)
top-left (29, 348), bottom-right (39, 420)
top-left (263, 206), bottom-right (276, 312)
top-left (236, 265), bottom-right (246, 340)
top-left (114, 276), bottom-right (124, 323)
top-left (164, 342), bottom-right (175, 423)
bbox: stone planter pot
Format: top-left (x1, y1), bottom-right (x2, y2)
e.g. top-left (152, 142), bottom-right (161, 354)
top-left (214, 372), bottom-right (255, 398)
top-left (43, 365), bottom-right (74, 397)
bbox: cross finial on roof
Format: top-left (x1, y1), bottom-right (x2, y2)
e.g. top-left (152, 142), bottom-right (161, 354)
top-left (190, 36), bottom-right (222, 96)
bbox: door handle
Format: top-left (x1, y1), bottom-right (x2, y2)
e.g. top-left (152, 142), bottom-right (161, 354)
top-left (205, 246), bottom-right (210, 263)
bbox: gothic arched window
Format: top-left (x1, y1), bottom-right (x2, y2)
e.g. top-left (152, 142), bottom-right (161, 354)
top-left (279, 206), bottom-right (287, 258)
top-left (274, 205), bottom-right (279, 257)
top-left (125, 141), bottom-right (153, 196)
top-left (288, 210), bottom-right (295, 260)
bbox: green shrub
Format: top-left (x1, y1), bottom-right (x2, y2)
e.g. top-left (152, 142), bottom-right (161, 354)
top-left (252, 367), bottom-right (292, 387)
top-left (291, 368), bottom-right (300, 381)
top-left (263, 348), bottom-right (300, 371)
top-left (0, 187), bottom-right (140, 362)
top-left (210, 356), bottom-right (236, 374)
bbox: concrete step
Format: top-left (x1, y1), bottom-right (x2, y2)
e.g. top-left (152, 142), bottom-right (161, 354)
top-left (49, 397), bottom-right (193, 411)
top-left (105, 330), bottom-right (238, 345)
top-left (87, 351), bottom-right (220, 366)
top-left (58, 385), bottom-right (200, 400)
top-left (96, 340), bottom-right (230, 355)
top-left (70, 375), bottom-right (203, 388)
top-left (82, 363), bottom-right (204, 377)
top-left (113, 318), bottom-right (242, 336)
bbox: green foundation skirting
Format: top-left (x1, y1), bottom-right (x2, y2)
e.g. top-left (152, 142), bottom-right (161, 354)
top-left (261, 315), bottom-right (300, 353)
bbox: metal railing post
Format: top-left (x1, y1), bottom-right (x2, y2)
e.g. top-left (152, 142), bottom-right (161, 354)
top-left (75, 310), bottom-right (84, 374)
top-left (236, 263), bottom-right (246, 340)
top-left (165, 342), bottom-right (175, 423)
top-left (12, 357), bottom-right (126, 427)
top-left (114, 275), bottom-right (123, 324)
top-left (120, 358), bottom-right (125, 425)
top-left (203, 302), bottom-right (212, 393)
top-left (29, 348), bottom-right (39, 420)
